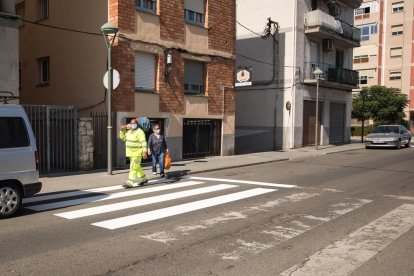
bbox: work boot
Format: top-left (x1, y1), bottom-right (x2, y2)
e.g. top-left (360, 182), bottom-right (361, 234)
top-left (123, 180), bottom-right (134, 189)
top-left (136, 177), bottom-right (148, 186)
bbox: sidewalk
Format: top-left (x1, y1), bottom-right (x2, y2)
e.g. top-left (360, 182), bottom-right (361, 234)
top-left (39, 142), bottom-right (365, 193)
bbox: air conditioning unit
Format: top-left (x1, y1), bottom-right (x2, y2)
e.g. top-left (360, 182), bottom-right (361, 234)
top-left (323, 39), bottom-right (334, 52)
top-left (328, 4), bottom-right (341, 17)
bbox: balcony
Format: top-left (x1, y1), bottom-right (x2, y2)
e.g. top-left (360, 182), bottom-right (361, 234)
top-left (304, 10), bottom-right (361, 48)
top-left (304, 62), bottom-right (359, 89)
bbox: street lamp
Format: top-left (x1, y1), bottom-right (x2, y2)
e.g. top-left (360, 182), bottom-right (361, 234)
top-left (313, 67), bottom-right (323, 150)
top-left (360, 89), bottom-right (368, 143)
top-left (101, 22), bottom-right (118, 175)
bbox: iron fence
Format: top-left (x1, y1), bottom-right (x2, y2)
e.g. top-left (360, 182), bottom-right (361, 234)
top-left (91, 112), bottom-right (116, 169)
top-left (23, 105), bottom-right (78, 174)
top-left (183, 119), bottom-right (221, 159)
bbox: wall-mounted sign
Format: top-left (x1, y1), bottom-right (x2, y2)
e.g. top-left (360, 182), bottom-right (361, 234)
top-left (235, 68), bottom-right (252, 87)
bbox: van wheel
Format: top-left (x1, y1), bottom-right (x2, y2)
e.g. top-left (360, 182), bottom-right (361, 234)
top-left (0, 184), bottom-right (22, 219)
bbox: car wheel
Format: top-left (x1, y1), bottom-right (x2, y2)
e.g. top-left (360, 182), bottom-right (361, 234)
top-left (365, 146), bottom-right (370, 149)
top-left (0, 183), bottom-right (22, 219)
top-left (396, 140), bottom-right (401, 149)
top-left (405, 139), bottom-right (411, 148)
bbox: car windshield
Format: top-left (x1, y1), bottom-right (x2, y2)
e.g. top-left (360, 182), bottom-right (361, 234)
top-left (372, 126), bottom-right (399, 134)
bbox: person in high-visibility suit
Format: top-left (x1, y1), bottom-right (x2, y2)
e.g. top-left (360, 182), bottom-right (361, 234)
top-left (119, 118), bottom-right (149, 188)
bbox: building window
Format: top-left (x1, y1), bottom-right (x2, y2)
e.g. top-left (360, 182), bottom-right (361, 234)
top-left (391, 25), bottom-right (403, 36)
top-left (353, 55), bottom-right (369, 63)
top-left (355, 6), bottom-right (370, 16)
top-left (390, 47), bottom-right (403, 58)
top-left (184, 60), bottom-right (204, 95)
top-left (15, 2), bottom-right (25, 27)
top-left (358, 23), bottom-right (377, 41)
top-left (135, 52), bottom-right (156, 91)
top-left (389, 70), bottom-right (402, 80)
top-left (184, 0), bottom-right (205, 25)
top-left (38, 57), bottom-right (50, 85)
top-left (359, 76), bottom-right (368, 85)
top-left (38, 0), bottom-right (49, 20)
top-left (392, 2), bottom-right (404, 13)
top-left (136, 0), bottom-right (156, 13)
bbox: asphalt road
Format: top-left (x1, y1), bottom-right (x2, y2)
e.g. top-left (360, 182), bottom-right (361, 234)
top-left (1, 147), bottom-right (414, 276)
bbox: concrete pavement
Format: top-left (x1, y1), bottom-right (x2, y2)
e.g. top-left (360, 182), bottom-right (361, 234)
top-left (39, 142), bottom-right (365, 193)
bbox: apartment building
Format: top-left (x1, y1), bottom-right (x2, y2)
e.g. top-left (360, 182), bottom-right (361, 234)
top-left (16, 0), bottom-right (236, 166)
top-left (0, 0), bottom-right (19, 100)
top-left (353, 0), bottom-right (414, 130)
top-left (236, 0), bottom-right (361, 153)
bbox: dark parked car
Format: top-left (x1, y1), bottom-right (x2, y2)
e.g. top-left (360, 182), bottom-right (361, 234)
top-left (365, 125), bottom-right (411, 149)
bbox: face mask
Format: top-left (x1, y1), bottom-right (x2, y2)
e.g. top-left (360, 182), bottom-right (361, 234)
top-left (155, 129), bottom-right (160, 134)
top-left (130, 124), bottom-right (138, 130)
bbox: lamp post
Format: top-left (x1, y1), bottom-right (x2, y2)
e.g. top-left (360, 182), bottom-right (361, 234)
top-left (313, 67), bottom-right (323, 150)
top-left (360, 89), bottom-right (368, 143)
top-left (101, 22), bottom-right (118, 175)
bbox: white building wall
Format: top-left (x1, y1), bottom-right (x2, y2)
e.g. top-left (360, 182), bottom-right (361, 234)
top-left (236, 0), bottom-right (358, 152)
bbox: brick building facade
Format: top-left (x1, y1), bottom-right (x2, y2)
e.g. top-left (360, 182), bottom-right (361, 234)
top-left (16, 0), bottom-right (236, 169)
top-left (109, 0), bottom-right (236, 165)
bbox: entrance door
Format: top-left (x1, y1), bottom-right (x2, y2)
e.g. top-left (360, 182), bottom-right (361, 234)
top-left (329, 103), bottom-right (345, 144)
top-left (303, 100), bottom-right (322, 146)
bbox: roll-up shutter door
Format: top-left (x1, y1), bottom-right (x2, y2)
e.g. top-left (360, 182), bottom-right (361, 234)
top-left (185, 0), bottom-right (205, 13)
top-left (329, 103), bottom-right (345, 144)
top-left (135, 52), bottom-right (155, 90)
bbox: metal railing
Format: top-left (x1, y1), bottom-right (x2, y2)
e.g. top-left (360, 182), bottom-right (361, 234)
top-left (23, 105), bottom-right (78, 174)
top-left (304, 62), bottom-right (359, 86)
top-left (304, 9), bottom-right (361, 42)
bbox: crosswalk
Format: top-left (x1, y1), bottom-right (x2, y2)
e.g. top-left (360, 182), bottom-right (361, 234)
top-left (22, 176), bottom-right (414, 275)
top-left (23, 177), bottom-right (291, 230)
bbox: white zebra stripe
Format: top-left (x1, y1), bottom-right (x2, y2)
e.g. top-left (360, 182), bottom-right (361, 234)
top-left (92, 188), bottom-right (276, 230)
top-left (55, 184), bottom-right (238, 219)
top-left (26, 181), bottom-right (205, 211)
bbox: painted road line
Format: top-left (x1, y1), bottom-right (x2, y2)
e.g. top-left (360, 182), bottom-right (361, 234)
top-left (26, 181), bottom-right (205, 212)
top-left (23, 185), bottom-right (124, 204)
top-left (23, 178), bottom-right (174, 204)
top-left (188, 176), bottom-right (297, 188)
top-left (92, 188), bottom-right (276, 230)
top-left (384, 195), bottom-right (414, 201)
top-left (280, 204), bottom-right (414, 276)
top-left (55, 184), bottom-right (238, 219)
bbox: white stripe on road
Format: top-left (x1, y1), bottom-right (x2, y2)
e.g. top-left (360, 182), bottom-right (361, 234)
top-left (23, 185), bottom-right (124, 204)
top-left (92, 188), bottom-right (276, 230)
top-left (23, 178), bottom-right (174, 204)
top-left (26, 181), bottom-right (205, 211)
top-left (280, 204), bottom-right (414, 276)
top-left (55, 184), bottom-right (238, 219)
top-left (188, 176), bottom-right (297, 188)
top-left (384, 195), bottom-right (414, 201)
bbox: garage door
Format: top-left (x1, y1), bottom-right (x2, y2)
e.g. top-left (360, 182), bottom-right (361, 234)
top-left (329, 103), bottom-right (345, 144)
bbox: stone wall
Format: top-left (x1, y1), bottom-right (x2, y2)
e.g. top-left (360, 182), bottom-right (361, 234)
top-left (78, 118), bottom-right (94, 170)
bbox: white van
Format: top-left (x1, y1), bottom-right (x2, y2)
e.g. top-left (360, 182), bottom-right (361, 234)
top-left (0, 104), bottom-right (42, 218)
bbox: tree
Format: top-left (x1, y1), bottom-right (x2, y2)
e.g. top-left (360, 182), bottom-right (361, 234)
top-left (352, 85), bottom-right (409, 125)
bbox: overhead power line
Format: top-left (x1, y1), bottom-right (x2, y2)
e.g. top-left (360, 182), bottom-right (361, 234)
top-left (236, 20), bottom-right (263, 37)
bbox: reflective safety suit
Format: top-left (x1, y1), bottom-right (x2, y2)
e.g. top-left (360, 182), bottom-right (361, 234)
top-left (119, 128), bottom-right (148, 186)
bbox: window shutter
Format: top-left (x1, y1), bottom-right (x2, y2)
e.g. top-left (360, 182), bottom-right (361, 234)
top-left (392, 25), bottom-right (403, 33)
top-left (390, 47), bottom-right (403, 57)
top-left (185, 0), bottom-right (205, 14)
top-left (184, 61), bottom-right (204, 85)
top-left (135, 52), bottom-right (155, 90)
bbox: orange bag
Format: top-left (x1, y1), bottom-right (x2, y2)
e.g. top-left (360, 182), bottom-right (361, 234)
top-left (164, 152), bottom-right (171, 170)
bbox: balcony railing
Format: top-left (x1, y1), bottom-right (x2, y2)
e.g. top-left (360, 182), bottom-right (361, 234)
top-left (304, 62), bottom-right (359, 86)
top-left (304, 10), bottom-right (361, 43)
